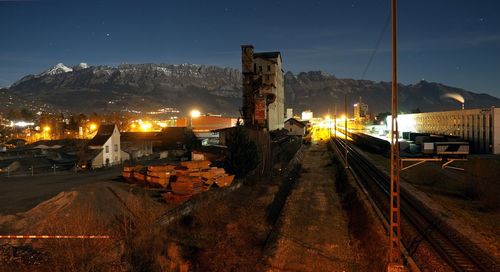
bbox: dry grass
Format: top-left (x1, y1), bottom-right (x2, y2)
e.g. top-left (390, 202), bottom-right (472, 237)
top-left (164, 183), bottom-right (273, 272)
top-left (2, 191), bottom-right (187, 272)
top-left (331, 154), bottom-right (387, 271)
top-left (464, 158), bottom-right (500, 211)
top-left (4, 202), bottom-right (121, 272)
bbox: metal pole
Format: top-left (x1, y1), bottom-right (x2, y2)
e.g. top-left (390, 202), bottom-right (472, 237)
top-left (344, 93), bottom-right (349, 169)
top-left (389, 0), bottom-right (402, 268)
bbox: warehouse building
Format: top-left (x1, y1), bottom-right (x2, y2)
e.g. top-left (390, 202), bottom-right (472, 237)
top-left (393, 107), bottom-right (500, 154)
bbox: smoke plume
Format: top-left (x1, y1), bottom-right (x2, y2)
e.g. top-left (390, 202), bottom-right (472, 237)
top-left (442, 93), bottom-right (465, 104)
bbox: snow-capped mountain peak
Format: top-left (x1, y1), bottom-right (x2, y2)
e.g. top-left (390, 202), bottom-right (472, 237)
top-left (39, 63), bottom-right (73, 76)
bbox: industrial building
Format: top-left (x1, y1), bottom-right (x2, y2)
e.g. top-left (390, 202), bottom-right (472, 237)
top-left (394, 107), bottom-right (500, 154)
top-left (241, 45), bottom-right (284, 131)
top-left (353, 97), bottom-right (369, 120)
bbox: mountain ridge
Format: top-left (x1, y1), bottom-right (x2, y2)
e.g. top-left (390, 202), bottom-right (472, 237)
top-left (5, 63), bottom-right (500, 115)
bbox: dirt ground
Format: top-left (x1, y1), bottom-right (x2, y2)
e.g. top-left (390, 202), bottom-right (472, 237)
top-left (0, 167), bottom-right (122, 214)
top-left (359, 147), bottom-right (500, 262)
top-left (266, 142), bottom-right (359, 271)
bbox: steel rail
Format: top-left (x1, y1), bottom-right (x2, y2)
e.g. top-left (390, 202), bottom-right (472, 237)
top-left (333, 137), bottom-right (497, 272)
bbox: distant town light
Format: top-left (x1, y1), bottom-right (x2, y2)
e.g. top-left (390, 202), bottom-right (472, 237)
top-left (14, 121), bottom-right (35, 127)
top-left (140, 122), bottom-right (152, 131)
top-left (43, 126), bottom-right (51, 132)
top-left (190, 109), bottom-right (201, 118)
top-left (89, 123), bottom-right (97, 131)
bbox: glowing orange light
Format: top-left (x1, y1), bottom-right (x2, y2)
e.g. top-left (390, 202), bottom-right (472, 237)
top-left (190, 109), bottom-right (201, 118)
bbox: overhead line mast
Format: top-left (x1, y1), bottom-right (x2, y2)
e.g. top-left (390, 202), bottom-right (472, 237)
top-left (388, 0), bottom-right (402, 270)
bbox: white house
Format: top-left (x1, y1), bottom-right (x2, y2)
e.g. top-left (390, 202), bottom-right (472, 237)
top-left (87, 124), bottom-right (129, 168)
top-left (284, 118), bottom-right (306, 136)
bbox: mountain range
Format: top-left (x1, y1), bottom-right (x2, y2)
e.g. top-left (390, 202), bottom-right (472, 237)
top-left (3, 63), bottom-right (500, 116)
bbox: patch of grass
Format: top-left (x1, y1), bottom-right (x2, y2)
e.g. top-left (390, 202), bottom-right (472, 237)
top-left (330, 153), bottom-right (387, 271)
top-left (465, 158), bottom-right (500, 211)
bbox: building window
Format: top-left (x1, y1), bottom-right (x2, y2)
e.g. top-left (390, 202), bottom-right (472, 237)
top-left (267, 65), bottom-right (271, 71)
top-left (254, 63), bottom-right (256, 73)
top-left (105, 145), bottom-right (109, 153)
top-left (259, 66), bottom-right (262, 72)
top-left (266, 75), bottom-right (270, 81)
top-left (114, 144), bottom-right (118, 152)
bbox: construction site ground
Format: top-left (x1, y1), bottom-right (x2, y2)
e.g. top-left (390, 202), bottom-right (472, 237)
top-left (0, 167), bottom-right (122, 214)
top-left (0, 140), bottom-right (387, 271)
top-left (358, 144), bottom-right (500, 263)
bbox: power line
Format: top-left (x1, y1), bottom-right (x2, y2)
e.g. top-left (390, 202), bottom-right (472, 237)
top-left (360, 7), bottom-right (391, 80)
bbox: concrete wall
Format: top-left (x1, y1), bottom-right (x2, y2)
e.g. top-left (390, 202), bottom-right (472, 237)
top-left (102, 126), bottom-right (121, 166)
top-left (284, 122), bottom-right (305, 136)
top-left (91, 150), bottom-right (104, 168)
top-left (494, 107), bottom-right (500, 154)
top-left (254, 57), bottom-right (284, 131)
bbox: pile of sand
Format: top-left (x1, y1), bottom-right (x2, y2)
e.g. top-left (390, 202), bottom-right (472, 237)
top-left (0, 182), bottom-right (166, 237)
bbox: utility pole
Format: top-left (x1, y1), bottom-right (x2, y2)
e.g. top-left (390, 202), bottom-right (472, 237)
top-left (388, 0), bottom-right (402, 270)
top-left (344, 93), bottom-right (349, 169)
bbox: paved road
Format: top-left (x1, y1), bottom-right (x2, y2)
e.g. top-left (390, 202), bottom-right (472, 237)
top-left (0, 167), bottom-right (122, 214)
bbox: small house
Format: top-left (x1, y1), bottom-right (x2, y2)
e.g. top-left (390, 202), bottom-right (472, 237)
top-left (86, 124), bottom-right (128, 168)
top-left (284, 118), bottom-right (306, 136)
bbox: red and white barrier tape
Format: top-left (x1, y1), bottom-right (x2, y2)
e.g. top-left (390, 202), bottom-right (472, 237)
top-left (0, 235), bottom-right (109, 239)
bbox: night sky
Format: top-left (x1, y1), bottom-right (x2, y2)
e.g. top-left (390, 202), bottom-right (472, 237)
top-left (1, 0), bottom-right (499, 97)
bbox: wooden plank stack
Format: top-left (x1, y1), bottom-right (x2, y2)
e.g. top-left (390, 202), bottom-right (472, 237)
top-left (122, 160), bottom-right (235, 204)
top-left (123, 165), bottom-right (142, 181)
top-left (146, 165), bottom-right (175, 187)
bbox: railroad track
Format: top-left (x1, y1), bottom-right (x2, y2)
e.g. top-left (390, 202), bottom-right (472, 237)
top-left (331, 137), bottom-right (498, 272)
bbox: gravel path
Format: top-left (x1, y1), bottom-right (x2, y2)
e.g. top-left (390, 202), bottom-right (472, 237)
top-left (267, 142), bottom-right (359, 271)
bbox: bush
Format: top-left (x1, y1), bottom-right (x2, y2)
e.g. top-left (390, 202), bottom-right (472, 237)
top-left (226, 125), bottom-right (259, 178)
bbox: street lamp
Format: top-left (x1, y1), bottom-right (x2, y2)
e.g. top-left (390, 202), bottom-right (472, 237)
top-left (190, 109), bottom-right (201, 118)
top-left (189, 109), bottom-right (201, 129)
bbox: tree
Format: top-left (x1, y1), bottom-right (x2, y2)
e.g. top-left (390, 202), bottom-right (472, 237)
top-left (226, 124), bottom-right (259, 178)
top-left (20, 108), bottom-right (33, 120)
top-left (376, 112), bottom-right (391, 122)
top-left (6, 109), bottom-right (20, 120)
top-left (68, 116), bottom-right (79, 131)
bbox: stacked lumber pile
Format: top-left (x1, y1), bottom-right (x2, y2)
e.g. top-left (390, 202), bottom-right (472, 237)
top-left (146, 165), bottom-right (175, 187)
top-left (122, 165), bottom-right (142, 180)
top-left (122, 160), bottom-right (235, 204)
